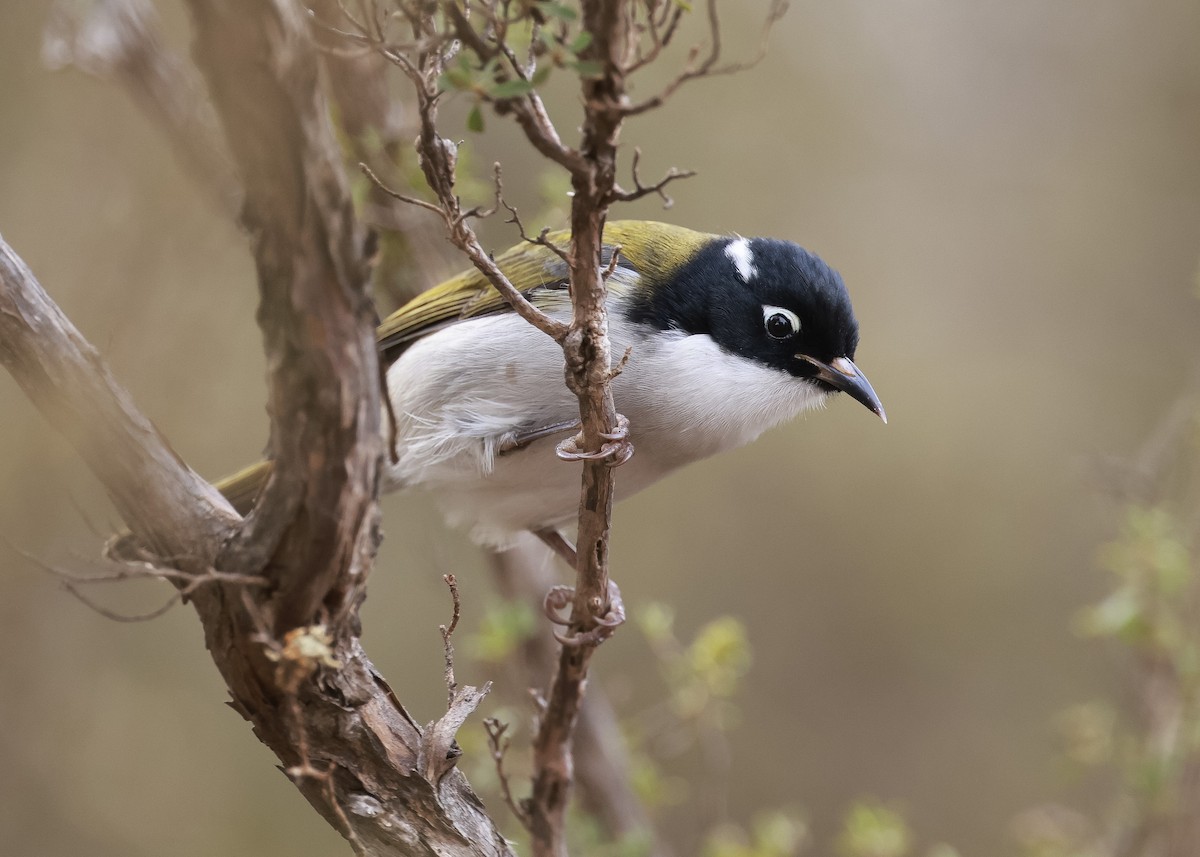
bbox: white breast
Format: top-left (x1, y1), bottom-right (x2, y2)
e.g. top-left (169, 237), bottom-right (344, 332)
top-left (384, 313), bottom-right (828, 546)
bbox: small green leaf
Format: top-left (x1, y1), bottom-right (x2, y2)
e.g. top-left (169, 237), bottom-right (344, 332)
top-left (531, 65), bottom-right (553, 86)
top-left (438, 55), bottom-right (476, 92)
top-left (489, 78), bottom-right (535, 99)
top-left (466, 104), bottom-right (485, 133)
top-left (438, 67), bottom-right (471, 92)
top-left (569, 59), bottom-right (604, 78)
top-left (538, 0), bottom-right (578, 21)
top-left (569, 31), bottom-right (593, 54)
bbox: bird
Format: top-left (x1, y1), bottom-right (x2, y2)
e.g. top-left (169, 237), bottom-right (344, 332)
top-left (196, 220), bottom-right (885, 553)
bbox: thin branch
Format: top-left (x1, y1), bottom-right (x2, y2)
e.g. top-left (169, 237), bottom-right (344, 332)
top-left (489, 539), bottom-right (673, 856)
top-left (440, 573), bottom-right (462, 707)
top-left (496, 164), bottom-right (572, 266)
top-left (610, 148), bottom-right (696, 208)
top-left (483, 717), bottom-right (532, 830)
top-left (625, 0), bottom-right (685, 74)
top-left (360, 162), bottom-right (571, 341)
top-left (0, 235), bottom-right (240, 555)
top-left (523, 0), bottom-right (638, 850)
top-left (360, 163), bottom-right (446, 215)
top-left (623, 0), bottom-right (788, 118)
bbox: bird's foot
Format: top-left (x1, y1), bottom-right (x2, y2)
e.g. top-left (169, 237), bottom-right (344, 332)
top-left (542, 579), bottom-right (626, 647)
top-left (555, 414), bottom-right (633, 466)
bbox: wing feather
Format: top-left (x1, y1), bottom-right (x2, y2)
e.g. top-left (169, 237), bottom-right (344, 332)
top-left (375, 221), bottom-right (712, 360)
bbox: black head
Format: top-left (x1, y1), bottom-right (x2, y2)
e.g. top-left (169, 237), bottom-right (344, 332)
top-left (625, 235), bottom-right (886, 420)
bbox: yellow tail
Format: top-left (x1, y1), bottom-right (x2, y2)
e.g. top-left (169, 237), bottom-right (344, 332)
top-left (213, 460), bottom-right (274, 515)
top-left (106, 460), bottom-right (274, 559)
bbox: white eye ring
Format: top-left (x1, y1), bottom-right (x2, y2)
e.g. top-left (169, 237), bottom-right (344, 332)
top-left (763, 305), bottom-right (801, 339)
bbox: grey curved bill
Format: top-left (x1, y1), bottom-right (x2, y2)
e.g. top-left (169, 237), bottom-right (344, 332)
top-left (795, 355), bottom-right (887, 424)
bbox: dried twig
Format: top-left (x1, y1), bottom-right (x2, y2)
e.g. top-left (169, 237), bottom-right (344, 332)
top-left (611, 148), bottom-right (696, 208)
top-left (360, 162), bottom-right (571, 342)
top-left (489, 540), bottom-right (672, 856)
top-left (623, 0), bottom-right (789, 117)
top-left (440, 573), bottom-right (462, 706)
top-left (484, 717), bottom-right (532, 830)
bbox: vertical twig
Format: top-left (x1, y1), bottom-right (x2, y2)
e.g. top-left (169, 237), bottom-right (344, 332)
top-left (523, 5), bottom-right (633, 854)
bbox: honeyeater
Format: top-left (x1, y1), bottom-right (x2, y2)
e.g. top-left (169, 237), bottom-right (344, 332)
top-left (203, 220), bottom-right (885, 550)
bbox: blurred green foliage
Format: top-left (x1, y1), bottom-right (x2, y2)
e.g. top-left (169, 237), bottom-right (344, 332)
top-left (835, 801), bottom-right (912, 857)
top-left (468, 599), bottom-right (539, 661)
top-left (704, 811), bottom-right (810, 857)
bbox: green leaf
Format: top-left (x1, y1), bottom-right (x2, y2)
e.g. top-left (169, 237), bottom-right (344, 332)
top-left (569, 31), bottom-right (593, 54)
top-left (538, 0), bottom-right (578, 21)
top-left (569, 58), bottom-right (604, 78)
top-left (438, 68), bottom-right (471, 92)
top-left (489, 78), bottom-right (535, 99)
top-left (466, 104), bottom-right (485, 133)
top-left (531, 64), bottom-right (553, 86)
top-left (438, 55), bottom-right (476, 92)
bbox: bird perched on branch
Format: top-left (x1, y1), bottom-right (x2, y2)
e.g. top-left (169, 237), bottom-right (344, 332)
top-left (206, 220), bottom-right (885, 550)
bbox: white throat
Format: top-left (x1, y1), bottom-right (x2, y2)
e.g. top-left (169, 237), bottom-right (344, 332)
top-left (612, 328), bottom-right (830, 467)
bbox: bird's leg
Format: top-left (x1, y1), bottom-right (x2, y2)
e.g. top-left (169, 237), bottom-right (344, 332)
top-left (534, 528), bottom-right (625, 646)
top-left (554, 413), bottom-right (634, 466)
top-left (498, 420), bottom-right (581, 456)
top-left (534, 529), bottom-right (578, 627)
top-left (535, 528), bottom-right (578, 567)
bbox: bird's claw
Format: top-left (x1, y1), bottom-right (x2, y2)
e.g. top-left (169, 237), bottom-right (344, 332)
top-left (555, 415), bottom-right (633, 466)
top-left (546, 580), bottom-right (626, 647)
top-left (542, 585), bottom-right (576, 627)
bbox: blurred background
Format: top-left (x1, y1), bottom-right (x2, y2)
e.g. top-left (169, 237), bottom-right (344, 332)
top-left (2, 1), bottom-right (1199, 855)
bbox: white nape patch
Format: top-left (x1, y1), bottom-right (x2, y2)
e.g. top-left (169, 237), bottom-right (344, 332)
top-left (724, 238), bottom-right (757, 282)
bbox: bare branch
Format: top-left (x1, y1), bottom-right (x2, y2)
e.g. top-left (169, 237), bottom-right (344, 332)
top-left (440, 573), bottom-right (462, 706)
top-left (625, 0), bottom-right (685, 74)
top-left (484, 718), bottom-right (532, 830)
top-left (490, 540), bottom-right (672, 856)
top-left (495, 164), bottom-right (572, 266)
top-left (623, 0), bottom-right (789, 117)
top-left (522, 0), bottom-right (640, 849)
top-left (360, 162), bottom-right (570, 341)
top-left (610, 148), bottom-right (696, 207)
top-left (0, 236), bottom-right (240, 555)
top-left (503, 94), bottom-right (590, 174)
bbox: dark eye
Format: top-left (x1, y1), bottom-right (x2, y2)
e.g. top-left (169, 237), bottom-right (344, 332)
top-left (763, 305), bottom-right (800, 340)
